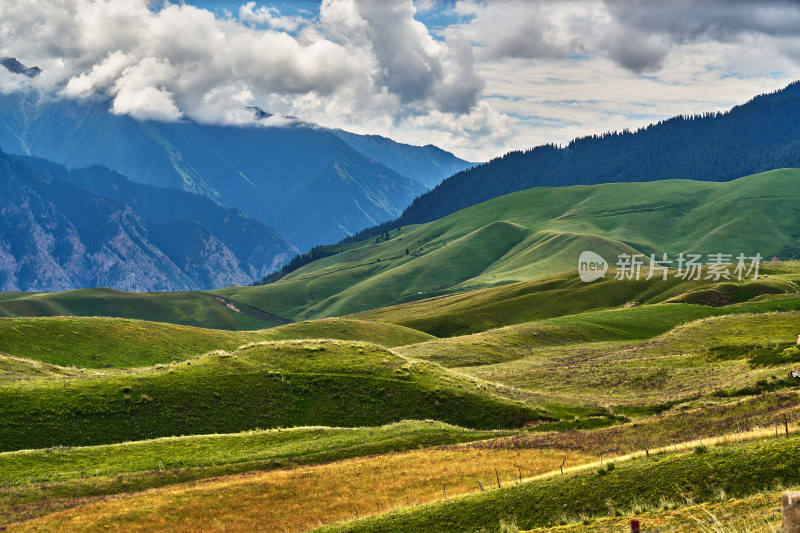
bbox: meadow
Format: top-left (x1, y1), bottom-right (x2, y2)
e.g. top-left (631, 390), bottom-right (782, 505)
top-left (2, 172), bottom-right (800, 531)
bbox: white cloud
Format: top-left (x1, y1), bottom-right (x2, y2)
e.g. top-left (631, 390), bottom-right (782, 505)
top-left (239, 2), bottom-right (305, 32)
top-left (3, 0), bottom-right (800, 162)
top-left (110, 57), bottom-right (183, 121)
top-left (0, 0), bottom-right (484, 133)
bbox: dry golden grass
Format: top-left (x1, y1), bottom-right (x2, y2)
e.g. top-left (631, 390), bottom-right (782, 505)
top-left (8, 446), bottom-right (591, 532)
top-left (526, 491), bottom-right (783, 532)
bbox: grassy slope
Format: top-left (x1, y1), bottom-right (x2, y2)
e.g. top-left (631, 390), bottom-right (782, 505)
top-left (216, 170), bottom-right (800, 321)
top-left (0, 316), bottom-right (435, 369)
top-left (0, 421), bottom-right (504, 526)
top-left (353, 266), bottom-right (800, 337)
top-left (0, 288), bottom-right (282, 329)
top-left (525, 490), bottom-right (782, 533)
top-left (0, 340), bottom-right (544, 452)
top-left (395, 296), bottom-right (800, 368)
top-left (0, 317), bottom-right (265, 368)
top-left (0, 172), bottom-right (797, 329)
top-left (14, 392), bottom-right (800, 533)
top-left (7, 442), bottom-right (590, 533)
top-left (316, 433), bottom-right (800, 533)
top-left (0, 421), bottom-right (498, 488)
top-left (261, 318), bottom-right (435, 347)
top-left (457, 310), bottom-right (800, 407)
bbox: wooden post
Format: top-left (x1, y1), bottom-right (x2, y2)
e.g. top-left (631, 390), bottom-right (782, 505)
top-left (783, 491), bottom-right (800, 532)
top-left (631, 518), bottom-right (641, 532)
top-left (443, 483), bottom-right (447, 499)
top-left (785, 414), bottom-right (790, 437)
top-left (495, 467), bottom-right (501, 489)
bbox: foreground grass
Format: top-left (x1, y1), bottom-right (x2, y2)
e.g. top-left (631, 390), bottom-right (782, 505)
top-left (526, 490), bottom-right (783, 532)
top-left (0, 421), bottom-right (502, 526)
top-left (6, 444), bottom-right (592, 533)
top-left (8, 391), bottom-right (800, 531)
top-left (315, 432), bottom-right (800, 532)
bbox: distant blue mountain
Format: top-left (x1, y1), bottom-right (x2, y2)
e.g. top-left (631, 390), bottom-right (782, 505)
top-left (0, 150), bottom-right (296, 291)
top-left (331, 129), bottom-right (474, 189)
top-left (0, 88), bottom-right (467, 250)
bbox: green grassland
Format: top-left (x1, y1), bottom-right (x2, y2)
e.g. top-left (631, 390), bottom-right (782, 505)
top-left (214, 169), bottom-right (800, 321)
top-left (353, 267), bottom-right (800, 337)
top-left (0, 288), bottom-right (282, 329)
top-left (0, 317), bottom-right (266, 368)
top-left (395, 297), bottom-right (800, 369)
top-left (451, 310), bottom-right (800, 408)
top-left (262, 317), bottom-right (436, 346)
top-left (0, 316), bottom-right (436, 369)
top-left (316, 433), bottom-right (800, 533)
top-left (0, 340), bottom-right (545, 452)
top-left (2, 172), bottom-right (800, 530)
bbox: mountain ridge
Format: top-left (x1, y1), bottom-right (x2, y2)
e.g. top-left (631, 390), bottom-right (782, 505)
top-left (0, 88), bottom-right (468, 250)
top-left (0, 150), bottom-right (296, 292)
top-left (351, 80), bottom-right (800, 235)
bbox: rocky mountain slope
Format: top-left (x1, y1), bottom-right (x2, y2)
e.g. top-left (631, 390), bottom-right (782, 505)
top-left (0, 150), bottom-right (296, 291)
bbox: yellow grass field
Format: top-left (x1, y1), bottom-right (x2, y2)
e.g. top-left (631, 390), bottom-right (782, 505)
top-left (8, 447), bottom-right (592, 533)
top-left (526, 491), bottom-right (784, 532)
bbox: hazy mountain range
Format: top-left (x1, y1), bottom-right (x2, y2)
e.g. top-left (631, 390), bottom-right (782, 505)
top-left (0, 86), bottom-right (472, 251)
top-left (0, 150), bottom-right (297, 291)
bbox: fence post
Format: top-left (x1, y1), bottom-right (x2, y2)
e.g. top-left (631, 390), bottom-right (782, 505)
top-left (784, 491), bottom-right (800, 533)
top-left (631, 518), bottom-right (641, 533)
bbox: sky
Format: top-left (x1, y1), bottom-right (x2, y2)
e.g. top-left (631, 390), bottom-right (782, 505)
top-left (3, 1), bottom-right (800, 162)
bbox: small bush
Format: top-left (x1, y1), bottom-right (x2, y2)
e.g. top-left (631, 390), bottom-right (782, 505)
top-left (694, 444), bottom-right (708, 455)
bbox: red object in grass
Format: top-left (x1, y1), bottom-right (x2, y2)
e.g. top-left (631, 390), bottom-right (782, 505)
top-left (631, 519), bottom-right (641, 532)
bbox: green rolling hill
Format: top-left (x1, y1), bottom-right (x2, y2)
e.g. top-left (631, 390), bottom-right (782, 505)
top-left (1, 169), bottom-right (798, 328)
top-left (221, 169), bottom-right (800, 322)
top-left (0, 340), bottom-right (544, 452)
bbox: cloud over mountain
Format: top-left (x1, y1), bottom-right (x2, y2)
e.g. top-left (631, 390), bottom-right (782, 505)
top-left (0, 0), bottom-right (482, 125)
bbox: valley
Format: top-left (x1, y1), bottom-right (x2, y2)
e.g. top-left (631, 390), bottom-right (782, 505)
top-left (2, 30), bottom-right (800, 532)
top-left (2, 253), bottom-right (800, 531)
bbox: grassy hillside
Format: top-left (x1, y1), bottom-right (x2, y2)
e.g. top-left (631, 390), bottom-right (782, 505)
top-left (261, 318), bottom-right (435, 347)
top-left (0, 421), bottom-right (504, 526)
top-left (0, 317), bottom-right (265, 368)
top-left (354, 268), bottom-right (800, 337)
top-left (395, 296), bottom-right (800, 368)
top-left (317, 434), bottom-right (800, 533)
top-left (0, 172), bottom-right (797, 328)
top-left (0, 340), bottom-right (545, 452)
top-left (0, 288), bottom-right (284, 329)
top-left (0, 316), bottom-right (435, 369)
top-left (216, 170), bottom-right (800, 322)
top-left (458, 310), bottom-right (800, 409)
